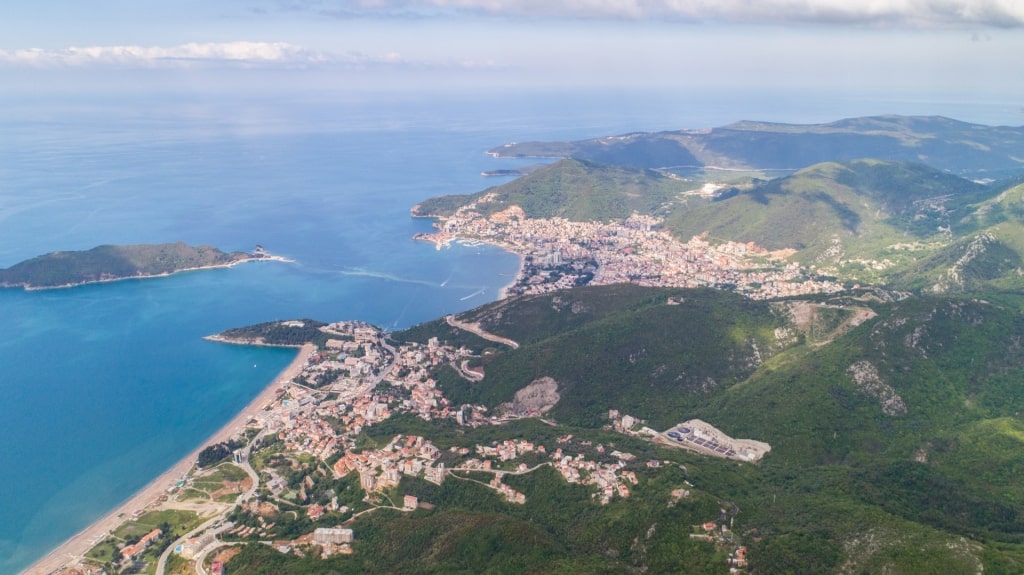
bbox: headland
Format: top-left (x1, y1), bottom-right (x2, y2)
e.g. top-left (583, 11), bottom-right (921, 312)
top-left (0, 243), bottom-right (292, 291)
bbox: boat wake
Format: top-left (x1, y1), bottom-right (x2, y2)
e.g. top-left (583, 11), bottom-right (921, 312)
top-left (337, 268), bottom-right (436, 288)
top-left (460, 288), bottom-right (485, 301)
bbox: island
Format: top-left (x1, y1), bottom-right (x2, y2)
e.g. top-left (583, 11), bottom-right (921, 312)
top-left (0, 242), bottom-right (289, 290)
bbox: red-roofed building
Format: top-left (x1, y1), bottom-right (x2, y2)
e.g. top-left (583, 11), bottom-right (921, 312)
top-left (308, 504), bottom-right (325, 521)
top-left (120, 528), bottom-right (162, 559)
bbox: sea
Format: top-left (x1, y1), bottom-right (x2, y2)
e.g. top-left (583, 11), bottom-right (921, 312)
top-left (0, 86), bottom-right (1020, 572)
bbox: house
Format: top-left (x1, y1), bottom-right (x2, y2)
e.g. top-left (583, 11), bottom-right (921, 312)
top-left (308, 504), bottom-right (325, 521)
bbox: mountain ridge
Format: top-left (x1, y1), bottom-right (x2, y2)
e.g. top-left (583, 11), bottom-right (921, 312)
top-left (488, 114), bottom-right (1024, 177)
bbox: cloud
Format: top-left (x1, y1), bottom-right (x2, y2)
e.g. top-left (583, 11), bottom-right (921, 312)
top-left (275, 0), bottom-right (1024, 27)
top-left (0, 41), bottom-right (508, 75)
top-left (0, 42), bottom-right (331, 68)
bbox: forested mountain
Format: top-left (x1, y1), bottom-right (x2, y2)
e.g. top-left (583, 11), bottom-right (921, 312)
top-left (381, 285), bottom-right (1024, 573)
top-left (0, 242), bottom-right (254, 289)
top-left (489, 115), bottom-right (1024, 178)
top-left (228, 285), bottom-right (1024, 573)
top-left (413, 158), bottom-right (694, 221)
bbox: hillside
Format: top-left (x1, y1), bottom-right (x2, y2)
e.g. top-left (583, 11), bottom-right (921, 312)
top-left (489, 115), bottom-right (1024, 178)
top-left (0, 242), bottom-right (257, 289)
top-left (412, 286), bottom-right (790, 428)
top-left (665, 160), bottom-right (998, 275)
top-left (416, 155), bottom-right (1024, 292)
top-left (667, 166), bottom-right (1024, 293)
top-left (413, 158), bottom-right (695, 221)
top-left (384, 285), bottom-right (1024, 573)
top-left (209, 319), bottom-right (331, 347)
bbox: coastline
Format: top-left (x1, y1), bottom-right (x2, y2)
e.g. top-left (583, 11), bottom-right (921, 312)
top-left (498, 251), bottom-right (526, 300)
top-left (411, 229), bottom-right (525, 300)
top-left (202, 334), bottom-right (305, 348)
top-left (23, 343), bottom-right (315, 575)
top-left (6, 255), bottom-right (293, 292)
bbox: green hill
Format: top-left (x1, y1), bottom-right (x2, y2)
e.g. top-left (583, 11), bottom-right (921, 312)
top-left (0, 242), bottom-right (254, 289)
top-left (385, 285), bottom-right (1024, 573)
top-left (665, 159), bottom-right (997, 275)
top-left (408, 286), bottom-right (789, 428)
top-left (490, 115), bottom-right (1024, 178)
top-left (413, 158), bottom-right (695, 221)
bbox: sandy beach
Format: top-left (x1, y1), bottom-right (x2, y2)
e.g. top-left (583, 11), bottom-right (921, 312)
top-left (22, 343), bottom-right (315, 575)
top-left (497, 251), bottom-right (526, 300)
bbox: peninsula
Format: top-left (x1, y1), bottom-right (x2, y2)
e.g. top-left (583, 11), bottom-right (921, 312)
top-left (0, 242), bottom-right (289, 290)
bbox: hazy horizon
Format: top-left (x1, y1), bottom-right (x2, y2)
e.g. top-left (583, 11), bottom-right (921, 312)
top-left (1, 1), bottom-right (1021, 106)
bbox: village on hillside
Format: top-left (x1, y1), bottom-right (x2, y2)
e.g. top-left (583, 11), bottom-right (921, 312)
top-left (415, 195), bottom-right (845, 299)
top-left (59, 318), bottom-right (758, 575)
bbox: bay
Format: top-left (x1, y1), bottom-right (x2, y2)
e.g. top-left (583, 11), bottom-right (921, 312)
top-left (0, 87), bottom-right (1019, 572)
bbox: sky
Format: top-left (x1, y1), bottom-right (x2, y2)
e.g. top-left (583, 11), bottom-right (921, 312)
top-left (0, 1), bottom-right (1021, 108)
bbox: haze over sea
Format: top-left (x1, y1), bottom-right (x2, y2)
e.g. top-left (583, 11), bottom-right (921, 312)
top-left (0, 88), bottom-right (1020, 572)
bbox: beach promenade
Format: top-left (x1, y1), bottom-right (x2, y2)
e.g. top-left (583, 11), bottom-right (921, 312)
top-left (23, 344), bottom-right (314, 575)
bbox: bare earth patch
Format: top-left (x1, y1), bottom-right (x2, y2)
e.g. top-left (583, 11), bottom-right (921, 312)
top-left (847, 360), bottom-right (907, 416)
top-left (497, 377), bottom-right (560, 417)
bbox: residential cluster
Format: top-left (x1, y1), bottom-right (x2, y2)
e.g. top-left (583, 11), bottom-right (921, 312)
top-left (305, 320), bottom-right (390, 389)
top-left (417, 197), bottom-right (845, 299)
top-left (487, 473), bottom-right (527, 504)
top-left (689, 516), bottom-right (749, 573)
top-left (551, 447), bottom-right (639, 505)
top-left (79, 309), bottom-right (762, 574)
top-left (332, 434), bottom-right (444, 493)
top-left (254, 326), bottom-right (467, 470)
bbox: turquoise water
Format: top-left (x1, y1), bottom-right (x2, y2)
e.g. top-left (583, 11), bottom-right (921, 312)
top-left (1, 89), bottom-right (1020, 572)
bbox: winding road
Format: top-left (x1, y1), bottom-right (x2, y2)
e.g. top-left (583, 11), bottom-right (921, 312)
top-left (445, 315), bottom-right (519, 349)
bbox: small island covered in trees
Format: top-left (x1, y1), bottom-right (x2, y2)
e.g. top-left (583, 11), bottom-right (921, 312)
top-left (0, 242), bottom-right (288, 290)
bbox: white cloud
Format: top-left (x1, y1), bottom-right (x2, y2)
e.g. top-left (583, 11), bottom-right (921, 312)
top-left (289, 0), bottom-right (1024, 27)
top-left (0, 42), bottom-right (330, 68)
top-left (0, 40), bottom-right (511, 74)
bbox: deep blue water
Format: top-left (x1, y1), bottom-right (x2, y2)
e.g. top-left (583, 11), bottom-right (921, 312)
top-left (1, 88), bottom-right (1020, 572)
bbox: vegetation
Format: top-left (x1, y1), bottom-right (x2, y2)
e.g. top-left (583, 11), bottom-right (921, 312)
top-left (228, 465), bottom-right (729, 574)
top-left (418, 155), bottom-right (1024, 292)
top-left (197, 439), bottom-right (244, 468)
top-left (86, 509), bottom-right (202, 573)
top-left (414, 158), bottom-right (695, 221)
top-left (667, 160), bottom-right (990, 250)
top-left (216, 319), bottom-right (331, 347)
top-left (214, 117), bottom-right (1024, 571)
top-left (487, 115), bottom-right (1024, 178)
top-left (382, 285), bottom-right (1024, 571)
top-left (0, 242), bottom-right (252, 289)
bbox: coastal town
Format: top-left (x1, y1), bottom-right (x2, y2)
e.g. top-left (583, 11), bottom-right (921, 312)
top-left (40, 317), bottom-right (757, 575)
top-left (414, 193), bottom-right (845, 300)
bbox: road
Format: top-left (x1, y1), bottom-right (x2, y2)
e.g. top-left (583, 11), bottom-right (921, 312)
top-left (445, 315), bottom-right (519, 349)
top-left (155, 432), bottom-right (262, 575)
top-left (155, 338), bottom-right (397, 575)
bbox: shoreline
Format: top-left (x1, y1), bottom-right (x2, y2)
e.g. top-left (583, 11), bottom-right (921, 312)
top-left (411, 229), bottom-right (526, 300)
top-left (23, 343), bottom-right (315, 575)
top-left (498, 251), bottom-right (526, 300)
top-left (202, 334), bottom-right (305, 348)
top-left (6, 255), bottom-right (294, 292)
